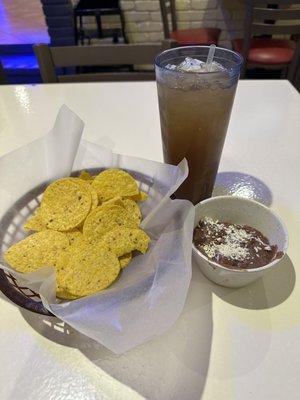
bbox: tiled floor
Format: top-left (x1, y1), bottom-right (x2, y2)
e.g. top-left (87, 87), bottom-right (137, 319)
top-left (0, 0), bottom-right (49, 44)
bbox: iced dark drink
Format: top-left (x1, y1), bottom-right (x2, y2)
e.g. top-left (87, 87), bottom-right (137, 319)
top-left (155, 46), bottom-right (243, 204)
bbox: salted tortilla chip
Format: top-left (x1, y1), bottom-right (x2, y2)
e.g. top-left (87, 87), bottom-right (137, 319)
top-left (56, 288), bottom-right (79, 300)
top-left (4, 230), bottom-right (69, 273)
top-left (101, 197), bottom-right (142, 224)
top-left (98, 201), bottom-right (124, 214)
top-left (64, 229), bottom-right (84, 246)
top-left (92, 169), bottom-right (139, 202)
top-left (76, 178), bottom-right (98, 207)
top-left (100, 227), bottom-right (150, 257)
top-left (56, 243), bottom-right (120, 298)
top-left (69, 177), bottom-right (98, 210)
top-left (102, 196), bottom-right (124, 208)
top-left (78, 170), bottom-right (94, 181)
top-left (83, 205), bottom-right (138, 244)
top-left (65, 179), bottom-right (98, 232)
top-left (119, 252), bottom-right (132, 269)
top-left (40, 178), bottom-right (92, 231)
top-left (129, 191), bottom-right (148, 202)
top-left (121, 198), bottom-right (142, 225)
top-left (89, 186), bottom-right (99, 210)
top-left (23, 207), bottom-right (46, 232)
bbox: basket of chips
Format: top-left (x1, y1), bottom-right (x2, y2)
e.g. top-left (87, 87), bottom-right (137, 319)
top-left (0, 106), bottom-right (194, 353)
top-left (0, 168), bottom-right (152, 315)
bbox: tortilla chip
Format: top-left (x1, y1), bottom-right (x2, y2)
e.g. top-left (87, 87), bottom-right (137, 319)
top-left (119, 252), bottom-right (132, 269)
top-left (83, 205), bottom-right (138, 244)
top-left (100, 227), bottom-right (150, 257)
top-left (71, 178), bottom-right (98, 210)
top-left (92, 169), bottom-right (139, 202)
top-left (23, 207), bottom-right (46, 232)
top-left (64, 229), bottom-right (84, 246)
top-left (4, 230), bottom-right (69, 273)
top-left (56, 243), bottom-right (120, 298)
top-left (40, 178), bottom-right (92, 231)
top-left (78, 170), bottom-right (94, 181)
top-left (56, 287), bottom-right (79, 300)
top-left (102, 196), bottom-right (124, 208)
top-left (121, 198), bottom-right (142, 225)
top-left (129, 191), bottom-right (148, 202)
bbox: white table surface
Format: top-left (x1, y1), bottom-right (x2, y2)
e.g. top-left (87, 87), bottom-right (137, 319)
top-left (0, 80), bottom-right (299, 400)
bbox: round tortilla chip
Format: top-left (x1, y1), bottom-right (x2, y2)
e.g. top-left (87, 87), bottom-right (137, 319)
top-left (23, 207), bottom-right (46, 232)
top-left (78, 170), bottom-right (94, 181)
top-left (83, 205), bottom-right (138, 244)
top-left (64, 229), bottom-right (85, 246)
top-left (4, 230), bottom-right (69, 273)
top-left (90, 186), bottom-right (99, 210)
top-left (40, 178), bottom-right (92, 231)
top-left (102, 196), bottom-right (124, 208)
top-left (128, 191), bottom-right (148, 202)
top-left (56, 288), bottom-right (79, 300)
top-left (92, 169), bottom-right (139, 202)
top-left (100, 227), bottom-right (150, 257)
top-left (119, 252), bottom-right (132, 269)
top-left (121, 198), bottom-right (142, 225)
top-left (71, 178), bottom-right (98, 210)
top-left (98, 202), bottom-right (123, 214)
top-left (56, 243), bottom-right (120, 298)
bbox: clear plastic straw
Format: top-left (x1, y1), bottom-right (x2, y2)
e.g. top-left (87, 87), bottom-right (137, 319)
top-left (206, 44), bottom-right (216, 71)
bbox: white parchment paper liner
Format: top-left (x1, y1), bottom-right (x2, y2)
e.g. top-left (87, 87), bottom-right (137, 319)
top-left (0, 105), bottom-right (195, 353)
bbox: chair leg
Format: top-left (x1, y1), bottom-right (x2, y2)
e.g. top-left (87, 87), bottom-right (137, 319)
top-left (113, 30), bottom-right (119, 44)
top-left (79, 16), bottom-right (84, 45)
top-left (78, 28), bottom-right (85, 45)
top-left (74, 15), bottom-right (79, 45)
top-left (119, 7), bottom-right (127, 43)
top-left (287, 61), bottom-right (297, 82)
top-left (281, 67), bottom-right (288, 79)
top-left (95, 12), bottom-right (103, 38)
top-left (240, 63), bottom-right (247, 79)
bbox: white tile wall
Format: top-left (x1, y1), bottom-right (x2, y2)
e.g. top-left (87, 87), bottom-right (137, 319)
top-left (120, 0), bottom-right (245, 48)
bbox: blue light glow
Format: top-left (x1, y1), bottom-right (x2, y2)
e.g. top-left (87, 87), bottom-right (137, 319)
top-left (0, 54), bottom-right (38, 69)
top-left (0, 0), bottom-right (49, 45)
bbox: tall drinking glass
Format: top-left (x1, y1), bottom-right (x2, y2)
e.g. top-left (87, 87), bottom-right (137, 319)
top-left (155, 46), bottom-right (243, 204)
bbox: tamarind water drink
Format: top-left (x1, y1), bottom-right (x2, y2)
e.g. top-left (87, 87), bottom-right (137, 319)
top-left (155, 46), bottom-right (243, 204)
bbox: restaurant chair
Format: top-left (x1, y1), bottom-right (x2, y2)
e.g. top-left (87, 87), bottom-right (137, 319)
top-left (233, 0), bottom-right (300, 80)
top-left (0, 60), bottom-right (7, 85)
top-left (41, 0), bottom-right (76, 46)
top-left (159, 0), bottom-right (221, 46)
top-left (34, 41), bottom-right (173, 83)
top-left (74, 0), bottom-right (127, 44)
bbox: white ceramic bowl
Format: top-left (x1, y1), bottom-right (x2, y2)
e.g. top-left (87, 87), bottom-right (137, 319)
top-left (192, 196), bottom-right (288, 288)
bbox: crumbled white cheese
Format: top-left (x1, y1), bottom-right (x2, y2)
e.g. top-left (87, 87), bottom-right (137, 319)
top-left (201, 218), bottom-right (252, 261)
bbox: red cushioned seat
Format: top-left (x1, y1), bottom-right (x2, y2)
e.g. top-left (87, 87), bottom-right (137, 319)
top-left (170, 28), bottom-right (221, 46)
top-left (233, 38), bottom-right (296, 65)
